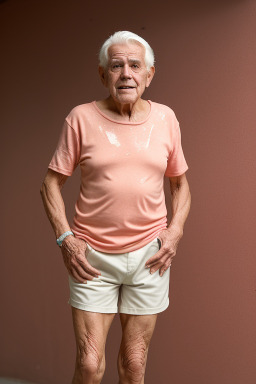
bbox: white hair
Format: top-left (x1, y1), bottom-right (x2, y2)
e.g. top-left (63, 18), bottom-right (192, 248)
top-left (98, 31), bottom-right (155, 71)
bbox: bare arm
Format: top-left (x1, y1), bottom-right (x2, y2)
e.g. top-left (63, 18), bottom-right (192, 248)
top-left (167, 172), bottom-right (191, 237)
top-left (40, 169), bottom-right (101, 282)
top-left (145, 172), bottom-right (191, 276)
top-left (40, 169), bottom-right (72, 239)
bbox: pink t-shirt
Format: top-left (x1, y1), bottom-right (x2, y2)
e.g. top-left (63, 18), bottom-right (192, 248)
top-left (48, 100), bottom-right (189, 253)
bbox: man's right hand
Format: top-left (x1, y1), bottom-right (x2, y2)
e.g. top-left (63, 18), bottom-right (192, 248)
top-left (60, 236), bottom-right (101, 283)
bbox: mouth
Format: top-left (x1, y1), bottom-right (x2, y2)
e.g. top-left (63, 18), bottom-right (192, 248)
top-left (117, 86), bottom-right (136, 89)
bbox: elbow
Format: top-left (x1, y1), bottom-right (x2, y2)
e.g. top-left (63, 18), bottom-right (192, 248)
top-left (188, 188), bottom-right (192, 208)
top-left (40, 181), bottom-right (46, 195)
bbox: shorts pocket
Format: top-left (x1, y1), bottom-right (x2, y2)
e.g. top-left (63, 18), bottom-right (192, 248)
top-left (151, 237), bottom-right (161, 251)
top-left (85, 242), bottom-right (95, 257)
top-left (157, 237), bottom-right (162, 250)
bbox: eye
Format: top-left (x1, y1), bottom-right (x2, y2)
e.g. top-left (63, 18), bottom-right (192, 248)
top-left (132, 64), bottom-right (139, 68)
top-left (112, 64), bottom-right (122, 69)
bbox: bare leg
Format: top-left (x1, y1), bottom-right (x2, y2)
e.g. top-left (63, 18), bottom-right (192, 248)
top-left (71, 307), bottom-right (116, 384)
top-left (117, 313), bottom-right (158, 384)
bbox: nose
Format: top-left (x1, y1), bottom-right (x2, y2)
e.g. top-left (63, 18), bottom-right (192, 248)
top-left (120, 64), bottom-right (132, 79)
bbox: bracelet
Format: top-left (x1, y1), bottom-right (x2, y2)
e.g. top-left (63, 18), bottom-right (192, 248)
top-left (56, 231), bottom-right (74, 246)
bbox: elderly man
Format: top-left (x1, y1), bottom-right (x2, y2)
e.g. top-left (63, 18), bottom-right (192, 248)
top-left (40, 31), bottom-right (191, 384)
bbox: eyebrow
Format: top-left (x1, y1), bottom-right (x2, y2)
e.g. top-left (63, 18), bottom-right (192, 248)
top-left (110, 58), bottom-right (142, 65)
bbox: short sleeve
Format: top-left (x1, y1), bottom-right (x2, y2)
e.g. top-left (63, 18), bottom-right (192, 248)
top-left (48, 119), bottom-right (80, 176)
top-left (164, 118), bottom-right (189, 177)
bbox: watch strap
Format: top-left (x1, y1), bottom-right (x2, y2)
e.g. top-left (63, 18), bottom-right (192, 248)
top-left (56, 231), bottom-right (74, 246)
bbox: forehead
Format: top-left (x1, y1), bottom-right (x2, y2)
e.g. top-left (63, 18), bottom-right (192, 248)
top-left (107, 42), bottom-right (146, 62)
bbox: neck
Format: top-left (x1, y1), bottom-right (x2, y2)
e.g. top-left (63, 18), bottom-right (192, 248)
top-left (107, 96), bottom-right (144, 119)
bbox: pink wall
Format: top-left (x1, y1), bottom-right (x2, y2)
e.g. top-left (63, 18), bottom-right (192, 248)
top-left (1, 0), bottom-right (256, 383)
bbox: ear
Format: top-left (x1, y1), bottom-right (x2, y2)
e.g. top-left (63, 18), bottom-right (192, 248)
top-left (98, 66), bottom-right (108, 87)
top-left (145, 66), bottom-right (155, 88)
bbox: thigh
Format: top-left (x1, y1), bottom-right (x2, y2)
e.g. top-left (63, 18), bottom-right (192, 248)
top-left (120, 313), bottom-right (157, 340)
top-left (118, 313), bottom-right (158, 362)
top-left (71, 307), bottom-right (115, 363)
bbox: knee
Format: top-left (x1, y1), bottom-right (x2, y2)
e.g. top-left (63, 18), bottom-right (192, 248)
top-left (76, 332), bottom-right (105, 378)
top-left (118, 338), bottom-right (147, 383)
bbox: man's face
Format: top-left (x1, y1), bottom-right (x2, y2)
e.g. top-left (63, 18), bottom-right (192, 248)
top-left (99, 42), bottom-right (155, 105)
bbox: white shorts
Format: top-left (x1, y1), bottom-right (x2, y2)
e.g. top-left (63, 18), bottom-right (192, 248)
top-left (68, 236), bottom-right (170, 315)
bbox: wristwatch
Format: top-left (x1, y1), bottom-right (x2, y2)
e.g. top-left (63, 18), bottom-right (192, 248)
top-left (56, 231), bottom-right (74, 247)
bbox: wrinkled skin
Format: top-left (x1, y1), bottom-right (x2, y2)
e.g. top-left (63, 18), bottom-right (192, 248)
top-left (61, 236), bottom-right (101, 283)
top-left (117, 313), bottom-right (157, 384)
top-left (71, 308), bottom-right (157, 384)
top-left (145, 173), bottom-right (191, 277)
top-left (145, 226), bottom-right (183, 277)
top-left (71, 309), bottom-right (114, 384)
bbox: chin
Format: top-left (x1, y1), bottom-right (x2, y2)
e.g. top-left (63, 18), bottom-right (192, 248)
top-left (114, 94), bottom-right (139, 105)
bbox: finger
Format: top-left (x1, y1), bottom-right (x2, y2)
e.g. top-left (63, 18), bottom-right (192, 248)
top-left (83, 262), bottom-right (102, 277)
top-left (145, 251), bottom-right (162, 268)
top-left (149, 262), bottom-right (162, 274)
top-left (146, 253), bottom-right (169, 268)
top-left (146, 259), bottom-right (161, 268)
top-left (71, 269), bottom-right (87, 284)
top-left (75, 264), bottom-right (100, 281)
top-left (149, 257), bottom-right (173, 275)
top-left (76, 255), bottom-right (101, 277)
top-left (159, 263), bottom-right (171, 277)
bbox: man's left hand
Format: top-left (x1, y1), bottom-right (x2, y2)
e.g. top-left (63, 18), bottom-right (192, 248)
top-left (145, 227), bottom-right (183, 277)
